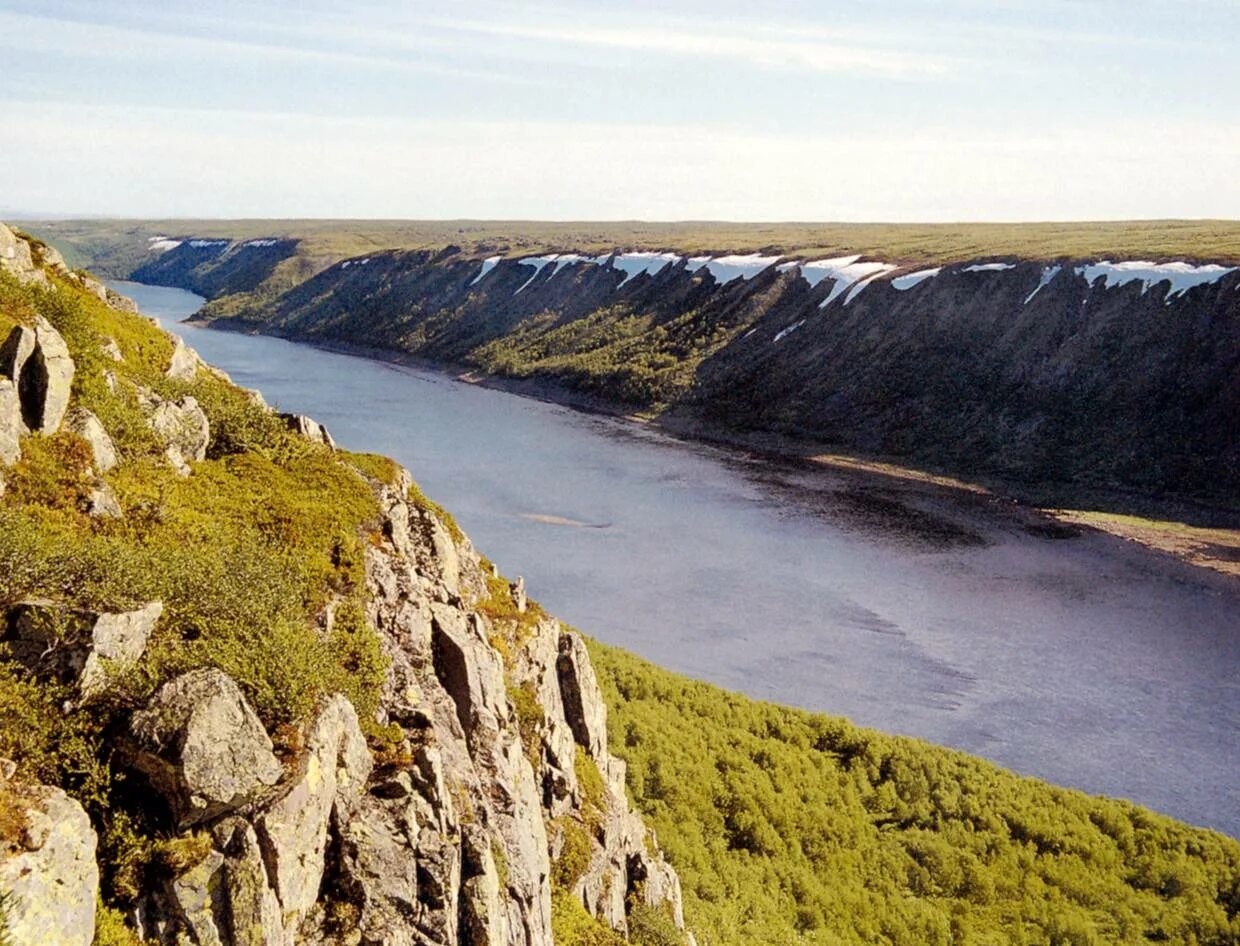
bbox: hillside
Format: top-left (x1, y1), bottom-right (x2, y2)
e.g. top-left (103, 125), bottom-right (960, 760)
top-left (1, 223), bottom-right (1239, 946)
top-left (0, 224), bottom-right (688, 946)
top-left (35, 222), bottom-right (1240, 510)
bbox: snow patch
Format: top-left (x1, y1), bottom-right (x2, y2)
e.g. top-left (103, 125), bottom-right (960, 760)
top-left (341, 258), bottom-right (372, 269)
top-left (687, 254), bottom-right (781, 284)
top-left (1075, 261), bottom-right (1235, 298)
top-left (773, 319), bottom-right (805, 342)
top-left (611, 252), bottom-right (681, 286)
top-left (514, 255), bottom-right (562, 293)
top-left (471, 255), bottom-right (502, 285)
top-left (242, 239), bottom-right (279, 248)
top-left (148, 239), bottom-right (182, 253)
top-left (891, 268), bottom-right (941, 290)
top-left (188, 239), bottom-right (229, 249)
top-left (797, 259), bottom-right (896, 306)
top-left (963, 262), bottom-right (1017, 273)
top-left (843, 270), bottom-right (896, 305)
top-left (1024, 265), bottom-right (1062, 304)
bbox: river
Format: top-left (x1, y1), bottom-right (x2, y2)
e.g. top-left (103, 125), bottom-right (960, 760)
top-left (110, 280), bottom-right (1240, 838)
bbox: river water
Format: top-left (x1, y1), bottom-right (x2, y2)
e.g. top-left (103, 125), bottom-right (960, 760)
top-left (111, 280), bottom-right (1240, 838)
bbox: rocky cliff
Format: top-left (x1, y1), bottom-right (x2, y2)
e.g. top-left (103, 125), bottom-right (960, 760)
top-left (0, 223), bottom-right (688, 946)
top-left (124, 238), bottom-right (1240, 504)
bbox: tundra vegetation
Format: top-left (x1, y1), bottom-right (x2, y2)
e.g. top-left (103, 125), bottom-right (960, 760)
top-left (0, 244), bottom-right (1238, 945)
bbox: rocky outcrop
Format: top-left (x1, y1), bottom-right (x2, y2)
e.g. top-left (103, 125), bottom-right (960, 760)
top-left (280, 412), bottom-right (335, 448)
top-left (166, 337), bottom-right (201, 381)
top-left (2, 600), bottom-right (162, 699)
top-left (0, 378), bottom-right (20, 465)
top-left (64, 407), bottom-right (118, 472)
top-left (130, 668), bottom-right (282, 827)
top-left (104, 463), bottom-right (686, 946)
top-left (145, 392), bottom-right (210, 475)
top-left (0, 777), bottom-right (99, 946)
top-left (0, 316), bottom-right (75, 436)
top-left (0, 223), bottom-right (47, 287)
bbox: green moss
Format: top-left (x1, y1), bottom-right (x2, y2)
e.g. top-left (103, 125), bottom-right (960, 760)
top-left (551, 890), bottom-right (626, 946)
top-left (92, 901), bottom-right (149, 946)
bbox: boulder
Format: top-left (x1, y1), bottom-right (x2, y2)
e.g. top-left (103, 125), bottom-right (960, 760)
top-left (279, 413), bottom-right (335, 448)
top-left (84, 482), bottom-right (123, 520)
top-left (64, 407), bottom-right (118, 472)
top-left (165, 338), bottom-right (200, 381)
top-left (0, 783), bottom-right (99, 946)
top-left (255, 695), bottom-right (372, 931)
top-left (0, 318), bottom-right (75, 433)
top-left (2, 600), bottom-right (161, 698)
top-left (148, 395), bottom-right (209, 475)
top-left (164, 849), bottom-right (227, 946)
top-left (130, 668), bottom-right (282, 827)
top-left (105, 292), bottom-right (140, 315)
top-left (0, 378), bottom-right (21, 465)
top-left (101, 336), bottom-right (123, 361)
top-left (0, 224), bottom-right (46, 286)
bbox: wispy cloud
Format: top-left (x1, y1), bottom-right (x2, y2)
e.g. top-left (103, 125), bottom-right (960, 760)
top-left (0, 9), bottom-right (531, 85)
top-left (431, 16), bottom-right (953, 79)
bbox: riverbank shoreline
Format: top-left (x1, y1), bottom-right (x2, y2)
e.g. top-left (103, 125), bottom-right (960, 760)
top-left (188, 315), bottom-right (1240, 581)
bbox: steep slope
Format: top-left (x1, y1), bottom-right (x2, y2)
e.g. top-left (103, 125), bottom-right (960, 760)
top-left (110, 239), bottom-right (1240, 505)
top-left (0, 224), bottom-right (687, 946)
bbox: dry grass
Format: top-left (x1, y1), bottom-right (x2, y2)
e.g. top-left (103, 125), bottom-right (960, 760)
top-left (1051, 509), bottom-right (1240, 578)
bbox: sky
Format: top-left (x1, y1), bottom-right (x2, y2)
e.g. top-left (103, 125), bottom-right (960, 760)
top-left (1, 0), bottom-right (1238, 221)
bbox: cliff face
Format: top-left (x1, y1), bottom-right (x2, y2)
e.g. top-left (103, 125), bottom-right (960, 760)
top-left (0, 223), bottom-right (687, 946)
top-left (136, 240), bottom-right (1240, 503)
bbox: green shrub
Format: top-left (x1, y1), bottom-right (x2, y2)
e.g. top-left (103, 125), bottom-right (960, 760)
top-left (551, 890), bottom-right (626, 946)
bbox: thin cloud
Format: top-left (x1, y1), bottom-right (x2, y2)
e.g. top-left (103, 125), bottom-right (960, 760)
top-left (431, 17), bottom-right (953, 79)
top-left (0, 9), bottom-right (532, 85)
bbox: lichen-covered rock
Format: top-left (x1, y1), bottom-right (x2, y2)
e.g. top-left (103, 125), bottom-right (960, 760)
top-left (0, 223), bottom-right (46, 286)
top-left (2, 600), bottom-right (161, 698)
top-left (0, 317), bottom-right (75, 434)
top-left (130, 668), bottom-right (282, 827)
top-left (166, 337), bottom-right (201, 381)
top-left (147, 394), bottom-right (209, 475)
top-left (84, 482), bottom-right (123, 520)
top-left (0, 782), bottom-right (99, 946)
top-left (64, 407), bottom-right (118, 472)
top-left (280, 412), bottom-right (335, 448)
top-left (256, 695), bottom-right (372, 932)
top-left (0, 377), bottom-right (21, 465)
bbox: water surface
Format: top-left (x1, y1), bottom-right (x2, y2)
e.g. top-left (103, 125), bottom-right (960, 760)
top-left (112, 280), bottom-right (1240, 837)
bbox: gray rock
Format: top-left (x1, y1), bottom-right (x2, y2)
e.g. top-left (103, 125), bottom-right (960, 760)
top-left (2, 600), bottom-right (161, 698)
top-left (557, 631), bottom-right (609, 760)
top-left (0, 224), bottom-right (46, 287)
top-left (148, 395), bottom-right (209, 475)
top-left (279, 413), bottom-right (336, 448)
top-left (105, 291), bottom-right (140, 315)
top-left (0, 318), bottom-right (75, 434)
top-left (212, 819), bottom-right (285, 946)
top-left (101, 336), bottom-right (124, 361)
top-left (84, 483), bottom-right (123, 520)
top-left (26, 317), bottom-right (74, 433)
top-left (166, 338), bottom-right (200, 381)
top-left (130, 668), bottom-right (282, 827)
top-left (0, 784), bottom-right (99, 946)
top-left (256, 695), bottom-right (372, 932)
top-left (0, 378), bottom-right (21, 465)
top-left (77, 601), bottom-right (162, 697)
top-left (165, 849), bottom-right (227, 946)
top-left (65, 407), bottom-right (118, 472)
top-left (0, 324), bottom-right (35, 384)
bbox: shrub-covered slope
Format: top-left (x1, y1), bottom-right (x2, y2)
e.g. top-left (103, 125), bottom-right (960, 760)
top-left (591, 641), bottom-right (1240, 946)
